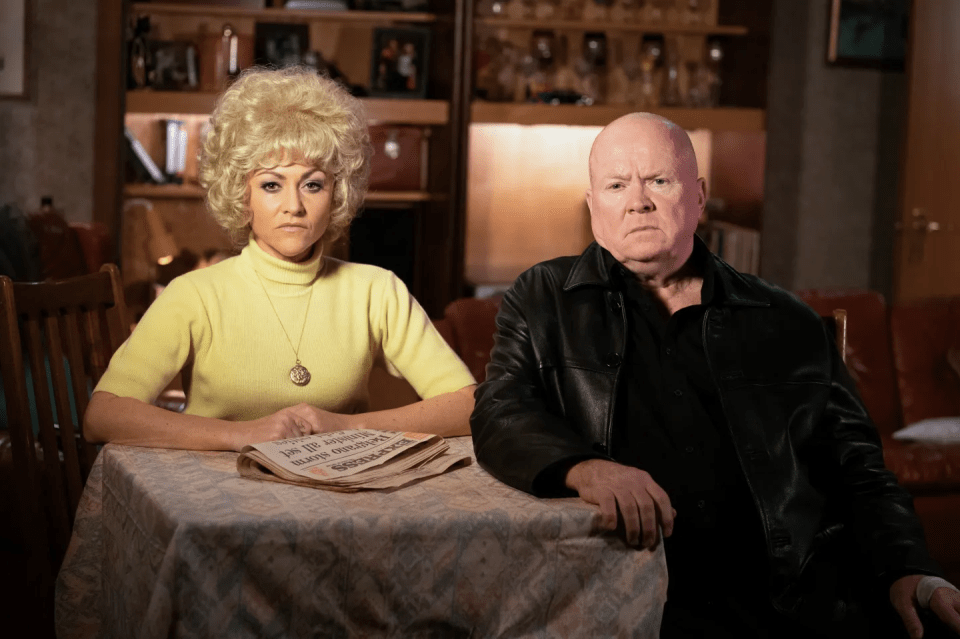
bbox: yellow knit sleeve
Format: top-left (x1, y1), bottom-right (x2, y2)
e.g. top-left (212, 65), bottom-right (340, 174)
top-left (373, 272), bottom-right (475, 399)
top-left (94, 275), bottom-right (210, 402)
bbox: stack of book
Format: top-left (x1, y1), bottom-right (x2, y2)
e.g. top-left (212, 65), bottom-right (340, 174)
top-left (698, 220), bottom-right (761, 275)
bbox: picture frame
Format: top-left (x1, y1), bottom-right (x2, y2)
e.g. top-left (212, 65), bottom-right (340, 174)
top-left (826, 0), bottom-right (908, 70)
top-left (254, 22), bottom-right (310, 68)
top-left (369, 27), bottom-right (430, 99)
top-left (0, 0), bottom-right (28, 99)
top-left (149, 41), bottom-right (198, 91)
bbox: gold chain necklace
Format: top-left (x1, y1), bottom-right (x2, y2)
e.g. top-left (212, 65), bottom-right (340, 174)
top-left (254, 271), bottom-right (314, 386)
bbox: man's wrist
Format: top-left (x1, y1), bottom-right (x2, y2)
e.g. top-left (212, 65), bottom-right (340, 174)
top-left (916, 576), bottom-right (960, 608)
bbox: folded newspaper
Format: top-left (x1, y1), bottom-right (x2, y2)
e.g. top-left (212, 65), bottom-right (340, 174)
top-left (237, 429), bottom-right (470, 491)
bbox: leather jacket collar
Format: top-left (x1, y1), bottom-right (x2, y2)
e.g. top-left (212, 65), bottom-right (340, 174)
top-left (564, 237), bottom-right (773, 309)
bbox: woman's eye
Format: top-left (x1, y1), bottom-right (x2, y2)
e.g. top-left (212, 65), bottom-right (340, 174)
top-left (260, 181), bottom-right (280, 192)
top-left (304, 180), bottom-right (325, 192)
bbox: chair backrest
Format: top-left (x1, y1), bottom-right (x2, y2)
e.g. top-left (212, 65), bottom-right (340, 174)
top-left (442, 297), bottom-right (502, 383)
top-left (890, 295), bottom-right (960, 427)
top-left (822, 309), bottom-right (848, 365)
top-left (0, 264), bottom-right (128, 576)
top-left (795, 289), bottom-right (902, 436)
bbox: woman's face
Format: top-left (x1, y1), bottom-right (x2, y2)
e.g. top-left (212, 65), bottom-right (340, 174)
top-left (247, 162), bottom-right (333, 263)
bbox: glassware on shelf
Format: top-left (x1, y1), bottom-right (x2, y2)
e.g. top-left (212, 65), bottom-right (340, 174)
top-left (583, 0), bottom-right (613, 22)
top-left (476, 0), bottom-right (511, 18)
top-left (606, 38), bottom-right (631, 105)
top-left (534, 0), bottom-right (561, 20)
top-left (634, 34), bottom-right (663, 109)
top-left (705, 37), bottom-right (724, 107)
top-left (559, 0), bottom-right (587, 20)
top-left (575, 31), bottom-right (607, 104)
top-left (552, 34), bottom-right (579, 92)
top-left (685, 60), bottom-right (711, 107)
top-left (507, 0), bottom-right (536, 19)
top-left (683, 0), bottom-right (709, 25)
top-left (646, 0), bottom-right (673, 23)
top-left (526, 29), bottom-right (557, 100)
top-left (611, 0), bottom-right (643, 24)
top-left (659, 37), bottom-right (683, 106)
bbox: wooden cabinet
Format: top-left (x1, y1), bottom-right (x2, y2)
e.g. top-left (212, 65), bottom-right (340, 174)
top-left (94, 0), bottom-right (770, 312)
top-left (456, 0), bottom-right (771, 287)
top-left (96, 0), bottom-right (467, 317)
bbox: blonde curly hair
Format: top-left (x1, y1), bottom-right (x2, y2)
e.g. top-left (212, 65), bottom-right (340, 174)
top-left (198, 66), bottom-right (371, 250)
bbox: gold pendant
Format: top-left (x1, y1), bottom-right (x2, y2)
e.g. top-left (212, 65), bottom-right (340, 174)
top-left (290, 363), bottom-right (311, 386)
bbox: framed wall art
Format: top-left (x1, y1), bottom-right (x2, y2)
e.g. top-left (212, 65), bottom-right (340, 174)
top-left (827, 0), bottom-right (909, 70)
top-left (369, 27), bottom-right (430, 99)
top-left (0, 0), bottom-right (28, 98)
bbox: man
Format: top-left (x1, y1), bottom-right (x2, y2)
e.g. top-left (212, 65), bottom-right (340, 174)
top-left (470, 113), bottom-right (960, 638)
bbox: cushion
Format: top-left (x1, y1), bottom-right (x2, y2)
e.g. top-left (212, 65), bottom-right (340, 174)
top-left (893, 417), bottom-right (960, 443)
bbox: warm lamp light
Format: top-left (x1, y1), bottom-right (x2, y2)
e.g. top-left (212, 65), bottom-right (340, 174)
top-left (124, 198), bottom-right (179, 271)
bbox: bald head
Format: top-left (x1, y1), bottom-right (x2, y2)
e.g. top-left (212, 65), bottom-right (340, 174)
top-left (584, 112), bottom-right (707, 282)
top-left (588, 113), bottom-right (698, 186)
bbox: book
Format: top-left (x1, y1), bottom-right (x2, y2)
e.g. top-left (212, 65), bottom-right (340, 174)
top-left (237, 429), bottom-right (470, 491)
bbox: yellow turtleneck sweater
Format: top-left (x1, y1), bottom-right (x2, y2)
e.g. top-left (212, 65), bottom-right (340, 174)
top-left (95, 240), bottom-right (475, 421)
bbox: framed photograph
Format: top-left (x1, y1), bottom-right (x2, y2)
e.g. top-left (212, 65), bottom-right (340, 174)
top-left (254, 22), bottom-right (310, 68)
top-left (369, 27), bottom-right (430, 99)
top-left (827, 0), bottom-right (908, 70)
top-left (149, 41), bottom-right (198, 91)
top-left (0, 0), bottom-right (28, 98)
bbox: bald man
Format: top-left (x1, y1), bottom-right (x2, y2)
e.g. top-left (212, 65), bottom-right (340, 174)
top-left (471, 114), bottom-right (960, 638)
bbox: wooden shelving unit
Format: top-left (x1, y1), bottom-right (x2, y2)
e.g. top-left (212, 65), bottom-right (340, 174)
top-left (474, 17), bottom-right (747, 35)
top-left (130, 2), bottom-right (437, 24)
top-left (95, 0), bottom-right (770, 314)
top-left (126, 91), bottom-right (449, 124)
top-left (471, 102), bottom-right (765, 131)
top-left (124, 183), bottom-right (436, 204)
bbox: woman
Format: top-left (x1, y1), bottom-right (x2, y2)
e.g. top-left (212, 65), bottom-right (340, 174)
top-left (84, 67), bottom-right (476, 451)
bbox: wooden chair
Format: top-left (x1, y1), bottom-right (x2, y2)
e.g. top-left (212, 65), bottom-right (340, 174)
top-left (0, 264), bottom-right (129, 603)
top-left (824, 309), bottom-right (848, 364)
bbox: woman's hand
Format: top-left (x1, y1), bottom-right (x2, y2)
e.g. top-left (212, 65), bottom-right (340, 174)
top-left (232, 403), bottom-right (352, 451)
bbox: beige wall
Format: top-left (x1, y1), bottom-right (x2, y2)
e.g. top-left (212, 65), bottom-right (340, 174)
top-left (761, 0), bottom-right (904, 295)
top-left (465, 124), bottom-right (713, 286)
top-left (0, 0), bottom-right (97, 223)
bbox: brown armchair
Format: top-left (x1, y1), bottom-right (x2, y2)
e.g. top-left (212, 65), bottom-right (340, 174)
top-left (797, 290), bottom-right (960, 584)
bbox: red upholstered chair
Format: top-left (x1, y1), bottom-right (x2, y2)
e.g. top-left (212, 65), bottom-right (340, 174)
top-left (890, 297), bottom-right (960, 428)
top-left (795, 289), bottom-right (903, 436)
top-left (797, 289), bottom-right (960, 584)
top-left (439, 297), bottom-right (502, 383)
top-left (888, 296), bottom-right (960, 583)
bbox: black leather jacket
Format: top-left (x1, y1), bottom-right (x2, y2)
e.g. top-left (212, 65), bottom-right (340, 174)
top-left (471, 241), bottom-right (938, 618)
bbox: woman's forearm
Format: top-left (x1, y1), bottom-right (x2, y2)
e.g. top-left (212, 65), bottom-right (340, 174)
top-left (84, 391), bottom-right (242, 451)
top-left (347, 385), bottom-right (476, 437)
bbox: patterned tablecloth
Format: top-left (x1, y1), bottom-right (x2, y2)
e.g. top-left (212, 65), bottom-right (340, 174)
top-left (55, 437), bottom-right (666, 639)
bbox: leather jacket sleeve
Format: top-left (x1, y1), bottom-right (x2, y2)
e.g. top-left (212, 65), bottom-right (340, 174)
top-left (804, 321), bottom-right (940, 581)
top-left (470, 269), bottom-right (607, 496)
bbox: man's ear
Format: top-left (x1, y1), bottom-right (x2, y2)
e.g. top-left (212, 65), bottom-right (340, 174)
top-left (585, 188), bottom-right (594, 217)
top-left (696, 177), bottom-right (707, 219)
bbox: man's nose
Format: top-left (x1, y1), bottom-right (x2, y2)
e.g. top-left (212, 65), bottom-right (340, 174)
top-left (626, 183), bottom-right (654, 213)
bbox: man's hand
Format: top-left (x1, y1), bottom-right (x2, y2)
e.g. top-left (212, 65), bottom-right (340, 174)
top-left (231, 403), bottom-right (350, 451)
top-left (890, 575), bottom-right (960, 638)
top-left (565, 458), bottom-right (675, 548)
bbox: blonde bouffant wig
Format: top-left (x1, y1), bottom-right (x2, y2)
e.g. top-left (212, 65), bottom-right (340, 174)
top-left (199, 66), bottom-right (371, 250)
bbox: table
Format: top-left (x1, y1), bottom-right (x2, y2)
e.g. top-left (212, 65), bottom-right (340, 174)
top-left (55, 437), bottom-right (666, 638)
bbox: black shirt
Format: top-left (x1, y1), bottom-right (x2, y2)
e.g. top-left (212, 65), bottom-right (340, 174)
top-left (603, 243), bottom-right (768, 602)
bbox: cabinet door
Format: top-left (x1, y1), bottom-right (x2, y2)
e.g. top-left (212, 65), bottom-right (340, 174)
top-left (894, 0), bottom-right (960, 301)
